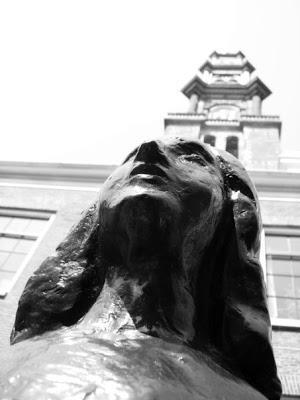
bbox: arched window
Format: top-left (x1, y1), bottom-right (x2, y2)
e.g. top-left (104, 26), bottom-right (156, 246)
top-left (226, 136), bottom-right (239, 158)
top-left (203, 134), bottom-right (216, 147)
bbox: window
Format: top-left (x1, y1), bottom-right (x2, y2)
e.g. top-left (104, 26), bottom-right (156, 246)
top-left (203, 134), bottom-right (216, 147)
top-left (0, 208), bottom-right (53, 298)
top-left (226, 136), bottom-right (239, 158)
top-left (265, 229), bottom-right (300, 322)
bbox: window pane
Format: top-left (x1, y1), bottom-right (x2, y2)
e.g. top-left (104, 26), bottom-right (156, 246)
top-left (292, 259), bottom-right (300, 277)
top-left (0, 252), bottom-right (9, 267)
top-left (2, 253), bottom-right (26, 272)
top-left (295, 277), bottom-right (300, 298)
top-left (297, 300), bottom-right (300, 320)
top-left (24, 219), bottom-right (46, 236)
top-left (225, 136), bottom-right (239, 158)
top-left (266, 233), bottom-right (300, 320)
top-left (4, 218), bottom-right (30, 234)
top-left (267, 258), bottom-right (292, 275)
top-left (203, 135), bottom-right (216, 147)
top-left (0, 212), bottom-right (50, 297)
top-left (0, 278), bottom-right (11, 296)
top-left (0, 270), bottom-right (14, 296)
top-left (290, 237), bottom-right (300, 253)
top-left (266, 236), bottom-right (289, 253)
top-left (267, 297), bottom-right (278, 319)
top-left (0, 237), bottom-right (18, 251)
top-left (267, 276), bottom-right (276, 297)
top-left (14, 239), bottom-right (35, 253)
top-left (0, 217), bottom-right (11, 231)
top-left (268, 275), bottom-right (293, 297)
top-left (0, 270), bottom-right (14, 282)
top-left (276, 298), bottom-right (297, 319)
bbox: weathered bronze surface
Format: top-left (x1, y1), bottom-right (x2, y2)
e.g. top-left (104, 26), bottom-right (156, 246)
top-left (2, 138), bottom-right (281, 399)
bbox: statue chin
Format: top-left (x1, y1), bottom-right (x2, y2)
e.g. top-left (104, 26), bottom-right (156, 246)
top-left (100, 190), bottom-right (182, 266)
top-left (102, 177), bottom-right (179, 209)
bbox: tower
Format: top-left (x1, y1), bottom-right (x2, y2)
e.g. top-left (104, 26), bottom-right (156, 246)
top-left (165, 51), bottom-right (282, 170)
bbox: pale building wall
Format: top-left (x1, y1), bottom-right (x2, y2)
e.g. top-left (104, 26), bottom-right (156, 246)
top-left (241, 126), bottom-right (281, 170)
top-left (165, 123), bottom-right (200, 139)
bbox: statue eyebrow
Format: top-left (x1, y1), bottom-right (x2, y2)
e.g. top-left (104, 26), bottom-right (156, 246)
top-left (122, 147), bottom-right (138, 163)
top-left (177, 141), bottom-right (214, 163)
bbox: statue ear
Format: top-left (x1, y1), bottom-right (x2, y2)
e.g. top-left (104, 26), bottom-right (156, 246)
top-left (11, 202), bottom-right (104, 344)
top-left (217, 153), bottom-right (282, 400)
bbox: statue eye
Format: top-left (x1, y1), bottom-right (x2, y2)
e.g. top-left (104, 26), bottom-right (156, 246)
top-left (179, 154), bottom-right (207, 166)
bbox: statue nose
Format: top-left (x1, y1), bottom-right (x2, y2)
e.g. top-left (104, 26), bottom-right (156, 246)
top-left (135, 141), bottom-right (169, 165)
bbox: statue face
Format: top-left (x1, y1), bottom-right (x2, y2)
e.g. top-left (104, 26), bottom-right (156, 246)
top-left (99, 137), bottom-right (224, 266)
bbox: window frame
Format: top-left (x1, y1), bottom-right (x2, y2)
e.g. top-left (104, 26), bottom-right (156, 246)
top-left (263, 226), bottom-right (300, 330)
top-left (0, 207), bottom-right (55, 298)
top-left (225, 135), bottom-right (239, 158)
top-left (203, 134), bottom-right (216, 147)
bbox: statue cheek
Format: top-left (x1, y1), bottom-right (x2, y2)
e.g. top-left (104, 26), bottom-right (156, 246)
top-left (182, 184), bottom-right (213, 222)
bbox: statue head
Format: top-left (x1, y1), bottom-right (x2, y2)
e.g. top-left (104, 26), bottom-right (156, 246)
top-left (99, 137), bottom-right (224, 279)
top-left (10, 137), bottom-right (281, 400)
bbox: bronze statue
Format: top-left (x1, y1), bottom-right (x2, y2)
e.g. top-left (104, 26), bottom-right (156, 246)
top-left (3, 137), bottom-right (281, 400)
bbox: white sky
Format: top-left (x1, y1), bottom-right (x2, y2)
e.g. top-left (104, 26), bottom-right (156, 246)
top-left (0, 0), bottom-right (299, 165)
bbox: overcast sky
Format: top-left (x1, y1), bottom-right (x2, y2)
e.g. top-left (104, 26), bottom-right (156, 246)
top-left (0, 0), bottom-right (299, 165)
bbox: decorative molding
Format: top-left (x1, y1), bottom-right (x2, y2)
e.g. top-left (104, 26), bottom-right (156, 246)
top-left (200, 59), bottom-right (255, 73)
top-left (1, 162), bottom-right (299, 195)
top-left (279, 374), bottom-right (300, 397)
top-left (164, 113), bottom-right (282, 135)
top-left (249, 170), bottom-right (300, 193)
top-left (182, 76), bottom-right (272, 100)
top-left (0, 161), bottom-right (116, 186)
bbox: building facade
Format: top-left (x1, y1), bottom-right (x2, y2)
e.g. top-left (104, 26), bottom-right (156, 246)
top-left (165, 51), bottom-right (300, 398)
top-left (0, 163), bottom-right (115, 379)
top-left (0, 51), bottom-right (299, 398)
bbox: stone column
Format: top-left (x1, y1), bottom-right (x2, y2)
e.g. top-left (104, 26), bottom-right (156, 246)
top-left (252, 95), bottom-right (262, 115)
top-left (188, 93), bottom-right (199, 113)
top-left (215, 134), bottom-right (226, 151)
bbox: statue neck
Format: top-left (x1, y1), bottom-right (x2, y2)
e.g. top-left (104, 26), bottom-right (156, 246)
top-left (81, 264), bottom-right (195, 344)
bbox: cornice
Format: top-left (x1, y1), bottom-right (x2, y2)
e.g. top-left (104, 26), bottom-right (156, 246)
top-left (241, 115), bottom-right (282, 136)
top-left (0, 161), bottom-right (116, 186)
top-left (182, 76), bottom-right (271, 100)
top-left (209, 51), bottom-right (246, 59)
top-left (165, 113), bottom-right (281, 131)
top-left (0, 161), bottom-right (299, 194)
top-left (249, 169), bottom-right (300, 194)
top-left (199, 60), bottom-right (255, 73)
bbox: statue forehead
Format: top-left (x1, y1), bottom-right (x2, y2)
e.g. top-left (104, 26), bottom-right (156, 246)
top-left (163, 137), bottom-right (217, 164)
top-left (125, 136), bottom-right (216, 162)
top-left (148, 136), bottom-right (208, 148)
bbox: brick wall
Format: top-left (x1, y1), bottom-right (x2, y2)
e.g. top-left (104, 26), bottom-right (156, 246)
top-left (0, 185), bottom-right (98, 379)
